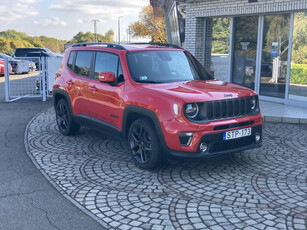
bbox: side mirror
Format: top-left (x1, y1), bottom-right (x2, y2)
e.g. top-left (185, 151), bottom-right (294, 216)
top-left (98, 72), bottom-right (116, 83)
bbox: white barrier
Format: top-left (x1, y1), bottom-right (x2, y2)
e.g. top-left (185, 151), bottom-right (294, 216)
top-left (3, 56), bottom-right (62, 102)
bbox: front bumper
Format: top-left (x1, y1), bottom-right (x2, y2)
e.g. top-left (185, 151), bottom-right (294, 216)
top-left (166, 125), bottom-right (262, 158)
top-left (159, 113), bottom-right (263, 158)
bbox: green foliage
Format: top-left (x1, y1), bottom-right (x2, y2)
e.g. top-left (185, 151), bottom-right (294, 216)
top-left (129, 5), bottom-right (167, 43)
top-left (0, 29), bottom-right (114, 55)
top-left (0, 37), bottom-right (10, 54)
top-left (69, 30), bottom-right (115, 43)
top-left (211, 18), bottom-right (230, 54)
top-left (292, 13), bottom-right (307, 64)
top-left (289, 64), bottom-right (307, 85)
top-left (0, 30), bottom-right (67, 54)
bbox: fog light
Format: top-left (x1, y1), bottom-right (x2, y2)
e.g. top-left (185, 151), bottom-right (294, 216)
top-left (199, 142), bottom-right (208, 152)
top-left (255, 132), bottom-right (261, 143)
top-left (179, 132), bottom-right (193, 146)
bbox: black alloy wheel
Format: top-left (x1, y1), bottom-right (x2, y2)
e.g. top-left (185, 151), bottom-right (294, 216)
top-left (128, 118), bottom-right (163, 169)
top-left (56, 98), bottom-right (80, 135)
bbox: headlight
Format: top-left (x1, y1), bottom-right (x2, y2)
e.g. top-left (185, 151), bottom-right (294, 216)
top-left (251, 96), bottom-right (257, 111)
top-left (185, 103), bottom-right (199, 119)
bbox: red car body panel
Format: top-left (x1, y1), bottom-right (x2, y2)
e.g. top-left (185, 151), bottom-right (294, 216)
top-left (53, 44), bottom-right (263, 156)
top-left (0, 60), bottom-right (13, 75)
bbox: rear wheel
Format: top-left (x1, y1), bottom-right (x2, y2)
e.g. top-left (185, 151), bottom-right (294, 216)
top-left (128, 118), bottom-right (163, 169)
top-left (56, 98), bottom-right (80, 135)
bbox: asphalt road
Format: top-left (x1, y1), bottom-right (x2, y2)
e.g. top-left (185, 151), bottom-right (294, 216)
top-left (0, 98), bottom-right (103, 230)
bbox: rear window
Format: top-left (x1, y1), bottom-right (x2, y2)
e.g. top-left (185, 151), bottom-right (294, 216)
top-left (67, 51), bottom-right (76, 70)
top-left (74, 51), bottom-right (93, 77)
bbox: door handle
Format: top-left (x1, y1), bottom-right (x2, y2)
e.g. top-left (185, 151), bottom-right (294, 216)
top-left (66, 80), bottom-right (74, 86)
top-left (89, 85), bottom-right (97, 92)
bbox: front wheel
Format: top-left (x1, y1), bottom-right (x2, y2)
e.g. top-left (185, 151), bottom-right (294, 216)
top-left (55, 98), bottom-right (80, 136)
top-left (128, 118), bottom-right (163, 169)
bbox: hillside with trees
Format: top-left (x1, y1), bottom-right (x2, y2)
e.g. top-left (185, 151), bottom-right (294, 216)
top-left (0, 30), bottom-right (66, 55)
top-left (0, 30), bottom-right (115, 55)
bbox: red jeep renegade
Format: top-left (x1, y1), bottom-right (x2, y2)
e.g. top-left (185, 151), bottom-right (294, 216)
top-left (53, 43), bottom-right (263, 169)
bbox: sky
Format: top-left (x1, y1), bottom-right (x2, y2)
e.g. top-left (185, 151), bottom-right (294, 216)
top-left (0, 0), bottom-right (149, 41)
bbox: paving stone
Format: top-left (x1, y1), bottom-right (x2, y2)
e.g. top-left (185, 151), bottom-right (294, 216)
top-left (25, 110), bottom-right (307, 230)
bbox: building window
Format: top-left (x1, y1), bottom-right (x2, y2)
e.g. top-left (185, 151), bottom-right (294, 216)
top-left (232, 16), bottom-right (259, 90)
top-left (260, 14), bottom-right (290, 98)
top-left (289, 12), bottom-right (307, 102)
top-left (208, 17), bottom-right (231, 82)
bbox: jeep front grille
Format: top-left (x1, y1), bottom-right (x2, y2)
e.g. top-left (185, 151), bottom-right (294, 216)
top-left (204, 96), bottom-right (257, 121)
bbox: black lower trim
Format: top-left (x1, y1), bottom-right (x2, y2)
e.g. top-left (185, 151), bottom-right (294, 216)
top-left (168, 142), bottom-right (262, 158)
top-left (74, 115), bottom-right (122, 138)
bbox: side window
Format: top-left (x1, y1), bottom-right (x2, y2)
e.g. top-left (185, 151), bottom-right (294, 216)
top-left (67, 51), bottom-right (76, 70)
top-left (74, 51), bottom-right (93, 77)
top-left (94, 52), bottom-right (123, 82)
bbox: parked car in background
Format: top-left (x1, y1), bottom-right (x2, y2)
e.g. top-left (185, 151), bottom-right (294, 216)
top-left (13, 47), bottom-right (56, 58)
top-left (0, 53), bottom-right (36, 74)
top-left (14, 47), bottom-right (57, 69)
top-left (261, 63), bottom-right (273, 78)
top-left (0, 60), bottom-right (13, 76)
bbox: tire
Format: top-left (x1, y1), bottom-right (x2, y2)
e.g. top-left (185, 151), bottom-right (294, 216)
top-left (55, 98), bottom-right (80, 136)
top-left (128, 118), bottom-right (163, 169)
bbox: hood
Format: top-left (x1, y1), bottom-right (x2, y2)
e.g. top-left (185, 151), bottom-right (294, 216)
top-left (141, 79), bottom-right (256, 103)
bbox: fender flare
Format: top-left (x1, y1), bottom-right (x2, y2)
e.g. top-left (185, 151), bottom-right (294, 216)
top-left (122, 105), bottom-right (168, 152)
top-left (52, 88), bottom-right (73, 115)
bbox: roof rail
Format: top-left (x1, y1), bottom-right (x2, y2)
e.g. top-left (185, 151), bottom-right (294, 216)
top-left (72, 42), bottom-right (127, 50)
top-left (126, 42), bottom-right (182, 49)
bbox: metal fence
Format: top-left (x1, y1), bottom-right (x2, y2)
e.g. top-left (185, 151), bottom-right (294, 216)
top-left (3, 57), bottom-right (62, 102)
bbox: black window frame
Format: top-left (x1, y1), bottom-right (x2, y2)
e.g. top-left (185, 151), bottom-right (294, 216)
top-left (92, 51), bottom-right (124, 84)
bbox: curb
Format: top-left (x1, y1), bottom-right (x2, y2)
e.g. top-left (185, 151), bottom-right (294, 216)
top-left (264, 116), bottom-right (307, 124)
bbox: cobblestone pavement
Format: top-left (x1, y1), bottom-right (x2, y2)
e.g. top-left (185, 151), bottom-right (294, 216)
top-left (25, 108), bottom-right (307, 230)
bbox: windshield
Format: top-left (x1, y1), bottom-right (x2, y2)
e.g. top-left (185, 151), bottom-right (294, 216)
top-left (127, 50), bottom-right (212, 83)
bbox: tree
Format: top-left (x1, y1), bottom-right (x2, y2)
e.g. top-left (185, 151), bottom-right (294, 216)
top-left (97, 30), bottom-right (115, 43)
top-left (71, 32), bottom-right (95, 43)
top-left (0, 37), bottom-right (10, 54)
top-left (211, 18), bottom-right (230, 54)
top-left (292, 12), bottom-right (307, 64)
top-left (129, 5), bottom-right (167, 43)
top-left (70, 30), bottom-right (115, 44)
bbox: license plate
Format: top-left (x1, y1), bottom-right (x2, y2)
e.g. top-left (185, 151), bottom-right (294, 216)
top-left (223, 127), bottom-right (251, 141)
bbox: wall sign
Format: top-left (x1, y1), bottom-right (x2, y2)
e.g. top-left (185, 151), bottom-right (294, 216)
top-left (271, 49), bottom-right (279, 58)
